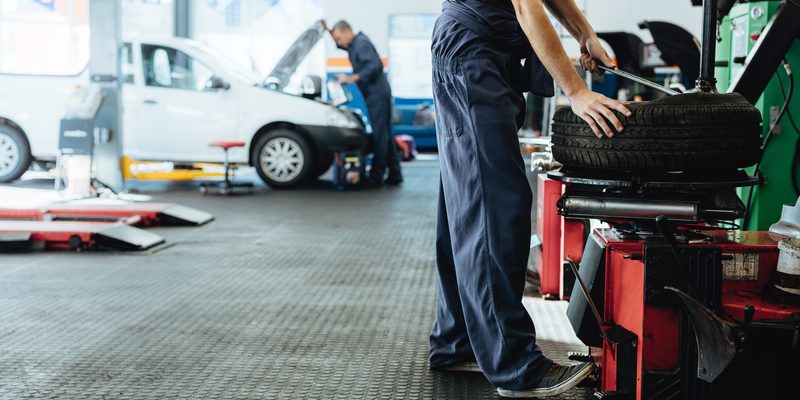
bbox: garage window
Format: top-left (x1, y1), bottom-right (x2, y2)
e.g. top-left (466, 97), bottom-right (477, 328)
top-left (0, 0), bottom-right (89, 76)
top-left (141, 44), bottom-right (216, 91)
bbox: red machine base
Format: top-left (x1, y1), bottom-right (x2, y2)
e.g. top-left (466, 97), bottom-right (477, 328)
top-left (567, 229), bottom-right (800, 400)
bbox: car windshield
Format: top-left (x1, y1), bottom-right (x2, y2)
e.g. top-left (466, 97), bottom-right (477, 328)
top-left (182, 41), bottom-right (262, 85)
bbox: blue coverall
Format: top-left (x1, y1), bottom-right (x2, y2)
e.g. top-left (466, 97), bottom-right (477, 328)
top-left (429, 0), bottom-right (556, 390)
top-left (342, 33), bottom-right (403, 181)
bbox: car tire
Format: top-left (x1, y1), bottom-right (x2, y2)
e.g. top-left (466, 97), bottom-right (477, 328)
top-left (253, 129), bottom-right (313, 188)
top-left (0, 125), bottom-right (32, 183)
top-left (550, 92), bottom-right (763, 172)
top-left (314, 152), bottom-right (333, 178)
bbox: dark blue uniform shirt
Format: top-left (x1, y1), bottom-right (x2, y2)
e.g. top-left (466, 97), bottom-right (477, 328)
top-left (441, 0), bottom-right (554, 97)
top-left (341, 32), bottom-right (391, 101)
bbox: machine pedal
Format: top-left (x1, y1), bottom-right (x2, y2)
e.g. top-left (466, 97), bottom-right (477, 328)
top-left (567, 351), bottom-right (592, 362)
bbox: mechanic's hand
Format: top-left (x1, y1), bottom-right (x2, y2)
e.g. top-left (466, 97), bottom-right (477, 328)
top-left (321, 19), bottom-right (330, 32)
top-left (580, 36), bottom-right (615, 74)
top-left (336, 74), bottom-right (358, 84)
top-left (569, 88), bottom-right (631, 138)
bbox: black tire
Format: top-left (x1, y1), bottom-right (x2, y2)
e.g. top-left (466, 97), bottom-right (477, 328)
top-left (0, 125), bottom-right (32, 183)
top-left (253, 129), bottom-right (313, 188)
top-left (551, 92), bottom-right (762, 172)
top-left (314, 151), bottom-right (333, 178)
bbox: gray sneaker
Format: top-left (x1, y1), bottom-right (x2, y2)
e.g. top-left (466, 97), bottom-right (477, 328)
top-left (496, 362), bottom-right (594, 398)
top-left (433, 361), bottom-right (482, 373)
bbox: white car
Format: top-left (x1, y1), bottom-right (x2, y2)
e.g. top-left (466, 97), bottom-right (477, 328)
top-left (0, 22), bottom-right (369, 188)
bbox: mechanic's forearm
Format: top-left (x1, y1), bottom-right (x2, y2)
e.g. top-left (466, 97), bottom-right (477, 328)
top-left (511, 0), bottom-right (587, 96)
top-left (541, 0), bottom-right (594, 43)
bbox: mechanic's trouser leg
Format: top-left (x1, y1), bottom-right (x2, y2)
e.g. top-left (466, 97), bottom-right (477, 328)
top-left (367, 96), bottom-right (401, 180)
top-left (428, 57), bottom-right (552, 390)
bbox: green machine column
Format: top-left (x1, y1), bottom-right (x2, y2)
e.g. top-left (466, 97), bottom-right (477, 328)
top-left (716, 1), bottom-right (800, 230)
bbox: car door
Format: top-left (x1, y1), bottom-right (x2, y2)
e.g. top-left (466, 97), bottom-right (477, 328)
top-left (136, 43), bottom-right (238, 162)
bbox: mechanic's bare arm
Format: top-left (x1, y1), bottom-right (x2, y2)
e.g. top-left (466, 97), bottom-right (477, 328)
top-left (540, 0), bottom-right (592, 45)
top-left (542, 0), bottom-right (614, 72)
top-left (511, 0), bottom-right (631, 138)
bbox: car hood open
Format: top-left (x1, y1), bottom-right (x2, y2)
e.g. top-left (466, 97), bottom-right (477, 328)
top-left (265, 20), bottom-right (326, 91)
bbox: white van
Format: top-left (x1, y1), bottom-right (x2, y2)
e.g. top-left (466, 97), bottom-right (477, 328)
top-left (0, 22), bottom-right (369, 188)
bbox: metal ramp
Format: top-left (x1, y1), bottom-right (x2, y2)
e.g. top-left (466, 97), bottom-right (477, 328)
top-left (0, 220), bottom-right (164, 252)
top-left (0, 203), bottom-right (214, 226)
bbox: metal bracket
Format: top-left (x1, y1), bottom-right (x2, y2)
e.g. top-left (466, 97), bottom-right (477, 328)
top-left (663, 286), bottom-right (737, 383)
top-left (730, 0), bottom-right (800, 103)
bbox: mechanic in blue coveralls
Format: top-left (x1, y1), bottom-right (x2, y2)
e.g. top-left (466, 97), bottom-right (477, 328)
top-left (326, 20), bottom-right (403, 187)
top-left (429, 0), bottom-right (631, 398)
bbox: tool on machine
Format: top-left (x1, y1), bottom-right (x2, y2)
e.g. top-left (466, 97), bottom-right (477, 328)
top-left (597, 65), bottom-right (680, 96)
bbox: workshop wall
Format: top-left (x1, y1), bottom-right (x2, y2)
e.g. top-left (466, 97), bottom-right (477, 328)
top-left (322, 0), bottom-right (441, 56)
top-left (322, 0), bottom-right (704, 60)
top-left (585, 0), bottom-right (703, 43)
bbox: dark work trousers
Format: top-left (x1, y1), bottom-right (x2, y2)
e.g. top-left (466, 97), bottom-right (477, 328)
top-left (366, 92), bottom-right (402, 180)
top-left (428, 15), bottom-right (553, 390)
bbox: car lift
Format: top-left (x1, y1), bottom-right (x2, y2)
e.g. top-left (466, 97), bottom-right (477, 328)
top-left (0, 202), bottom-right (213, 252)
top-left (0, 202), bottom-right (214, 227)
top-left (0, 219), bottom-right (164, 252)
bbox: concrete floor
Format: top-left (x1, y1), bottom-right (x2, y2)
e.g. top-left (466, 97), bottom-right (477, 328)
top-left (0, 160), bottom-right (589, 399)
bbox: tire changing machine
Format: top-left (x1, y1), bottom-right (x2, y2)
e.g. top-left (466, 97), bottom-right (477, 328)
top-left (552, 167), bottom-right (800, 399)
top-left (544, 1), bottom-right (800, 398)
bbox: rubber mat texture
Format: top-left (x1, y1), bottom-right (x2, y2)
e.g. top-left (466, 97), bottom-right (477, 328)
top-left (0, 162), bottom-right (591, 399)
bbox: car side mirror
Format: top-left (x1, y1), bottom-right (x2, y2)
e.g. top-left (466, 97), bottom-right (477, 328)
top-left (206, 76), bottom-right (230, 91)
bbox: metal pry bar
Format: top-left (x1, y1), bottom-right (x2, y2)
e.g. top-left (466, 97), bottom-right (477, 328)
top-left (598, 65), bottom-right (681, 96)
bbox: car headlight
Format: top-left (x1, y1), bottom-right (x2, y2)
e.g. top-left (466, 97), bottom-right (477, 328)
top-left (325, 108), bottom-right (359, 129)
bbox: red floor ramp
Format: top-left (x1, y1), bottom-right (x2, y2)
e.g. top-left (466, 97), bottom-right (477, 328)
top-left (0, 203), bottom-right (213, 227)
top-left (0, 221), bottom-right (165, 252)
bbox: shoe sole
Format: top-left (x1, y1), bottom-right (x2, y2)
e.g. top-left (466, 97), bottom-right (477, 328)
top-left (496, 363), bottom-right (594, 398)
top-left (432, 362), bottom-right (482, 373)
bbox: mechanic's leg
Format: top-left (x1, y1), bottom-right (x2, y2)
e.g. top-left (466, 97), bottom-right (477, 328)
top-left (367, 97), bottom-right (390, 180)
top-left (385, 100), bottom-right (403, 182)
top-left (433, 57), bottom-right (552, 390)
top-left (429, 178), bottom-right (474, 367)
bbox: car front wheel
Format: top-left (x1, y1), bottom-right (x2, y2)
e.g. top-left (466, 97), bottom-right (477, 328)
top-left (0, 125), bottom-right (31, 183)
top-left (253, 129), bottom-right (312, 188)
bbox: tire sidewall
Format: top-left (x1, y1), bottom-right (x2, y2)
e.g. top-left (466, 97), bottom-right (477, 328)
top-left (550, 94), bottom-right (763, 171)
top-left (253, 129), bottom-right (313, 188)
top-left (0, 125), bottom-right (31, 183)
